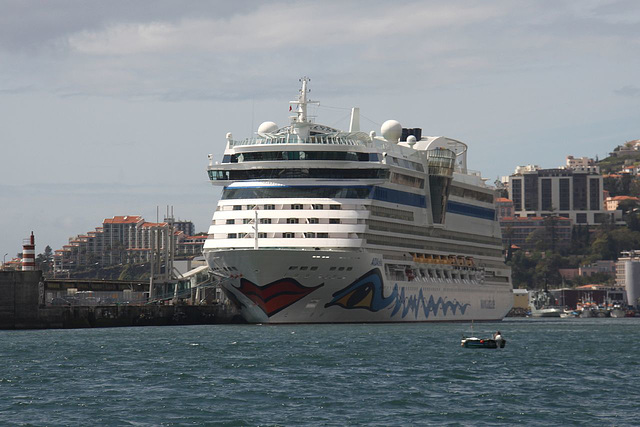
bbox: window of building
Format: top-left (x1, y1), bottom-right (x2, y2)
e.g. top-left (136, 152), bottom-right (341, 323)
top-left (576, 213), bottom-right (587, 224)
top-left (524, 174), bottom-right (538, 211)
top-left (589, 178), bottom-right (600, 211)
top-left (541, 178), bottom-right (552, 211)
top-left (511, 178), bottom-right (522, 211)
top-left (573, 174), bottom-right (587, 211)
top-left (559, 178), bottom-right (570, 210)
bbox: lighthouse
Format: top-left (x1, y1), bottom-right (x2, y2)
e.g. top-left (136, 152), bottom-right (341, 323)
top-left (22, 232), bottom-right (36, 271)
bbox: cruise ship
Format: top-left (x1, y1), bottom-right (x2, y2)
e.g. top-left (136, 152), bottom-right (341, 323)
top-left (204, 78), bottom-right (513, 323)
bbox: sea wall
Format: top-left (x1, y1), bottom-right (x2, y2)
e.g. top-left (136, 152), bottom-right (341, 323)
top-left (0, 271), bottom-right (243, 329)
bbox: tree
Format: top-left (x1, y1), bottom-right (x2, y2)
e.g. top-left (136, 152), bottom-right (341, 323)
top-left (618, 199), bottom-right (639, 216)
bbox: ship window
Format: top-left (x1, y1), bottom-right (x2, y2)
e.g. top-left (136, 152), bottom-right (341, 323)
top-left (300, 266), bottom-right (308, 271)
top-left (233, 205), bottom-right (242, 211)
top-left (223, 186), bottom-right (373, 200)
top-left (258, 233), bottom-right (267, 238)
top-left (305, 232), bottom-right (316, 238)
top-left (310, 266), bottom-right (318, 271)
top-left (222, 155), bottom-right (231, 163)
top-left (347, 267), bottom-right (353, 271)
top-left (338, 267), bottom-right (345, 271)
top-left (308, 218), bottom-right (319, 224)
top-left (226, 219), bottom-right (234, 224)
top-left (289, 266), bottom-right (298, 270)
top-left (318, 233), bottom-right (329, 238)
top-left (330, 205), bottom-right (341, 210)
top-left (264, 204), bottom-right (275, 210)
top-left (292, 204), bottom-right (303, 210)
top-left (283, 233), bottom-right (295, 238)
top-left (227, 233), bottom-right (237, 239)
top-left (242, 219), bottom-right (251, 224)
top-left (260, 218), bottom-right (271, 224)
top-left (287, 218), bottom-right (299, 224)
top-left (329, 218), bottom-right (340, 224)
top-left (312, 204), bottom-right (324, 210)
top-left (330, 267), bottom-right (336, 271)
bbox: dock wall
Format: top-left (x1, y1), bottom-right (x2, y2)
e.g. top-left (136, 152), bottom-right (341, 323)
top-left (0, 271), bottom-right (243, 330)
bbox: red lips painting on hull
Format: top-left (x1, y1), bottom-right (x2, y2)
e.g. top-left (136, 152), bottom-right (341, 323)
top-left (236, 278), bottom-right (324, 317)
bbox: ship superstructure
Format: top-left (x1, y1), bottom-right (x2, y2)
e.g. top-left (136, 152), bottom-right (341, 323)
top-left (204, 77), bottom-right (513, 323)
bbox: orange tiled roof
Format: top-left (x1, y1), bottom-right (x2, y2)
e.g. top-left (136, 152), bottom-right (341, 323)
top-left (141, 222), bottom-right (168, 228)
top-left (611, 195), bottom-right (639, 201)
top-left (103, 215), bottom-right (143, 224)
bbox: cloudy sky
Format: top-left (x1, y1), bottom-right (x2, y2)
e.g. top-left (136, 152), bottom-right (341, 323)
top-left (1, 0), bottom-right (639, 260)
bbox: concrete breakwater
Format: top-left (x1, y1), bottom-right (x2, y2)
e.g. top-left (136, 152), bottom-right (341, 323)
top-left (0, 270), bottom-right (244, 330)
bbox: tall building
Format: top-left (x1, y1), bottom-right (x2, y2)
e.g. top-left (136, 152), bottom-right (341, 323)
top-left (53, 215), bottom-right (201, 273)
top-left (508, 163), bottom-right (621, 225)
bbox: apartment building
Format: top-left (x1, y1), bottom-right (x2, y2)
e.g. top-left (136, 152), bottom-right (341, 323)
top-left (508, 162), bottom-right (621, 225)
top-left (53, 215), bottom-right (200, 272)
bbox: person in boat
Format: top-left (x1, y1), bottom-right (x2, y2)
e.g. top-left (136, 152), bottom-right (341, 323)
top-left (493, 331), bottom-right (503, 341)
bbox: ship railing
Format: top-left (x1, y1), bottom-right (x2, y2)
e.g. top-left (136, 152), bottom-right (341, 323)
top-left (229, 135), bottom-right (368, 147)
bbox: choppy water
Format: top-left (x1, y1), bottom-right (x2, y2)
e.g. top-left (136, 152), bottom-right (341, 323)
top-left (1, 318), bottom-right (639, 426)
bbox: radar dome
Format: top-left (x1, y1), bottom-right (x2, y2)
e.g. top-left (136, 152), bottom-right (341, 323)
top-left (258, 121), bottom-right (279, 134)
top-left (381, 120), bottom-right (402, 142)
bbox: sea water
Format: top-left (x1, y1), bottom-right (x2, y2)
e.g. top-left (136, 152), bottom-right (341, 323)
top-left (1, 318), bottom-right (639, 426)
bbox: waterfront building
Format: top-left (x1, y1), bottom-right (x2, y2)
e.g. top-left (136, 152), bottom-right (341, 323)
top-left (507, 164), bottom-right (621, 225)
top-left (512, 289), bottom-right (529, 309)
top-left (53, 215), bottom-right (202, 273)
top-left (615, 251), bottom-right (640, 308)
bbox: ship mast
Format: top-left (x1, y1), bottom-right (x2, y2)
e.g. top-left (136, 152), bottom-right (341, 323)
top-left (289, 76), bottom-right (318, 140)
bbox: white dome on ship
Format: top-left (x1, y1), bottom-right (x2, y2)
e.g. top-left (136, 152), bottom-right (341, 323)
top-left (258, 121), bottom-right (278, 134)
top-left (381, 120), bottom-right (402, 142)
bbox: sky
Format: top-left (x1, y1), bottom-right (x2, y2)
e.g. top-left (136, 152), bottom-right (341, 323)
top-left (1, 0), bottom-right (639, 261)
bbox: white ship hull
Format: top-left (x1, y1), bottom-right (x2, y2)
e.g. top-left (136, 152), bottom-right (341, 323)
top-left (205, 249), bottom-right (513, 323)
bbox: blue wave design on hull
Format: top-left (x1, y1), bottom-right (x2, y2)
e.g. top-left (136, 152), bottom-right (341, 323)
top-left (391, 287), bottom-right (470, 319)
top-left (325, 268), bottom-right (470, 319)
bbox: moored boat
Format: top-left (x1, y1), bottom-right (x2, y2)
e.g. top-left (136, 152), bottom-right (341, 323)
top-left (204, 78), bottom-right (513, 323)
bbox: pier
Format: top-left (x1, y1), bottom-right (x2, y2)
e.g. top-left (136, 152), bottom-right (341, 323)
top-left (0, 270), bottom-right (243, 330)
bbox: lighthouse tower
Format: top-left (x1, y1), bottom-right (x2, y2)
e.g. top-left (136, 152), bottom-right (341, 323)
top-left (22, 232), bottom-right (36, 271)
